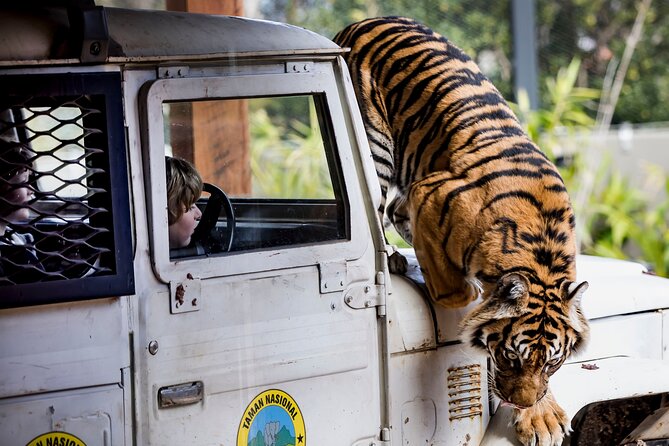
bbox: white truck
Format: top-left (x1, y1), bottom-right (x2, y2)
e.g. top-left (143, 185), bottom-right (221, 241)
top-left (1, 3), bottom-right (668, 446)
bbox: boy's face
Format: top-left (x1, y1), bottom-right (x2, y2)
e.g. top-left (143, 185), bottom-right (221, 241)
top-left (3, 168), bottom-right (34, 222)
top-left (168, 203), bottom-right (202, 249)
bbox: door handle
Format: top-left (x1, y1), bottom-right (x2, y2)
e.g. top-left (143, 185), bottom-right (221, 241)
top-left (158, 381), bottom-right (204, 408)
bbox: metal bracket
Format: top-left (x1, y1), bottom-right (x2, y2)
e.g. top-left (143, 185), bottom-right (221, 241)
top-left (344, 271), bottom-right (387, 314)
top-left (69, 4), bottom-right (110, 63)
top-left (158, 66), bottom-right (190, 79)
top-left (285, 61), bottom-right (313, 73)
top-left (319, 261), bottom-right (346, 294)
top-left (170, 274), bottom-right (201, 314)
top-left (351, 428), bottom-right (391, 446)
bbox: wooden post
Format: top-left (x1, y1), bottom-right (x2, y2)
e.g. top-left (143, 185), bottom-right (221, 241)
top-left (165, 0), bottom-right (250, 195)
top-left (166, 0), bottom-right (243, 16)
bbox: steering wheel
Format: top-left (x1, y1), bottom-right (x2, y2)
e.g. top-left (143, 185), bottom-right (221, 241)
top-left (190, 182), bottom-right (236, 254)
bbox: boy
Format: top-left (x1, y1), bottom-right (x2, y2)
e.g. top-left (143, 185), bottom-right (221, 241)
top-left (0, 140), bottom-right (43, 283)
top-left (166, 156), bottom-right (203, 249)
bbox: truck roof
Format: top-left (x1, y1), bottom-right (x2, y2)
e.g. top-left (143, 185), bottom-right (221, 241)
top-left (0, 5), bottom-right (342, 67)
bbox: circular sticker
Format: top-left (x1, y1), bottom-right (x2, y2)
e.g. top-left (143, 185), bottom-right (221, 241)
top-left (237, 389), bottom-right (306, 446)
top-left (26, 432), bottom-right (86, 446)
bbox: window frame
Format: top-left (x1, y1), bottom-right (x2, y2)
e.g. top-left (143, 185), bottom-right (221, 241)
top-left (141, 64), bottom-right (369, 283)
top-left (0, 72), bottom-right (135, 308)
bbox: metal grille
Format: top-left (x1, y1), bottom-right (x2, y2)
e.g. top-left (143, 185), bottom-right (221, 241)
top-left (1, 95), bottom-right (114, 285)
top-left (447, 364), bottom-right (483, 421)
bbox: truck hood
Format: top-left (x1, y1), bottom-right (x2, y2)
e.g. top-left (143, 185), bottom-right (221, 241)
top-left (576, 255), bottom-right (669, 319)
top-left (394, 249), bottom-right (669, 339)
top-left (389, 249), bottom-right (669, 351)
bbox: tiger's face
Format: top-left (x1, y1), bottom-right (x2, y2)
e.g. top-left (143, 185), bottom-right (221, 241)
top-left (460, 273), bottom-right (589, 408)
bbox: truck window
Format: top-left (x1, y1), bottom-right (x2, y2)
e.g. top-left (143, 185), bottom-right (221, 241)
top-left (163, 95), bottom-right (347, 257)
top-left (0, 73), bottom-right (134, 308)
top-left (142, 70), bottom-right (370, 282)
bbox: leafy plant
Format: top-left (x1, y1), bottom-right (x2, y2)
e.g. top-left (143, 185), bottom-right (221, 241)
top-left (249, 103), bottom-right (334, 199)
top-left (385, 223), bottom-right (411, 248)
top-left (586, 163), bottom-right (669, 276)
top-left (513, 58), bottom-right (599, 160)
top-left (514, 58), bottom-right (669, 277)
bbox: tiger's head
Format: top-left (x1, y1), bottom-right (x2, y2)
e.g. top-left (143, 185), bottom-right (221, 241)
top-left (460, 273), bottom-right (589, 408)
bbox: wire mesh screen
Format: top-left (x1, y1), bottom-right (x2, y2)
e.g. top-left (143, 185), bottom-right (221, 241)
top-left (0, 72), bottom-right (133, 305)
top-left (0, 96), bottom-right (115, 285)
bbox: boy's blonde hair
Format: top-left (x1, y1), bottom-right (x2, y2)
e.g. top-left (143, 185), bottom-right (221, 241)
top-left (165, 156), bottom-right (203, 225)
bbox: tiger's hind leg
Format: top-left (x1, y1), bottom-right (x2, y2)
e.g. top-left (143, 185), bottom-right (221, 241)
top-left (408, 172), bottom-right (482, 307)
top-left (365, 126), bottom-right (394, 216)
top-left (359, 108), bottom-right (411, 274)
top-left (385, 190), bottom-right (412, 274)
top-left (428, 265), bottom-right (481, 308)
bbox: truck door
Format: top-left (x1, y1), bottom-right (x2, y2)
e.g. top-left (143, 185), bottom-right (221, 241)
top-left (136, 61), bottom-right (385, 445)
top-left (0, 72), bottom-right (134, 445)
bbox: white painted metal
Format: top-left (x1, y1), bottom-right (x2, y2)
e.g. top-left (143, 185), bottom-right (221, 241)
top-left (571, 312), bottom-right (664, 362)
top-left (0, 7), bottom-right (342, 66)
top-left (664, 310), bottom-right (669, 360)
top-left (133, 53), bottom-right (387, 444)
top-left (0, 297), bottom-right (130, 398)
top-left (387, 274), bottom-right (435, 353)
top-left (577, 255), bottom-right (669, 319)
top-left (0, 385), bottom-right (125, 445)
top-left (553, 357), bottom-right (669, 419)
top-left (135, 270), bottom-right (382, 444)
top-left (388, 343), bottom-right (490, 446)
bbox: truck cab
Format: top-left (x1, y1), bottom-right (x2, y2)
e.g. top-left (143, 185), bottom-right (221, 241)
top-left (1, 4), bottom-right (668, 445)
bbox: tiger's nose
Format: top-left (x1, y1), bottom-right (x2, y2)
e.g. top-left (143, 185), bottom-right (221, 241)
top-left (498, 377), bottom-right (545, 408)
top-left (507, 390), bottom-right (540, 408)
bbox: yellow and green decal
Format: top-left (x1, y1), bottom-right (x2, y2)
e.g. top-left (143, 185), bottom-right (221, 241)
top-left (237, 389), bottom-right (305, 446)
top-left (26, 432), bottom-right (86, 446)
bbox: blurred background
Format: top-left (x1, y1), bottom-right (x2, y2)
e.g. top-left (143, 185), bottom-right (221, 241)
top-left (100, 0), bottom-right (669, 277)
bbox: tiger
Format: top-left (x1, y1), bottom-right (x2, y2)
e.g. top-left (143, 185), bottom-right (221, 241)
top-left (334, 17), bottom-right (590, 446)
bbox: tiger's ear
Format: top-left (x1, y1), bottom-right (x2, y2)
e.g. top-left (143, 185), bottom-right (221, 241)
top-left (458, 273), bottom-right (529, 347)
top-left (489, 273), bottom-right (530, 318)
top-left (563, 280), bottom-right (589, 339)
top-left (494, 273), bottom-right (529, 301)
top-left (566, 281), bottom-right (589, 304)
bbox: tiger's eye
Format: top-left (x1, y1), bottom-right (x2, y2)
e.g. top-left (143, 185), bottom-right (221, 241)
top-left (547, 357), bottom-right (561, 366)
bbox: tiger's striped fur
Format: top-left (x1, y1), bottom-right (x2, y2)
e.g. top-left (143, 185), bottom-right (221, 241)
top-left (334, 17), bottom-right (589, 446)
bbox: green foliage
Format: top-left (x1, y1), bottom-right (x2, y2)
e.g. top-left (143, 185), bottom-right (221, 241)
top-left (514, 58), bottom-right (669, 277)
top-left (257, 0), bottom-right (669, 124)
top-left (536, 0), bottom-right (669, 124)
top-left (385, 224), bottom-right (411, 249)
top-left (249, 103), bottom-right (334, 199)
top-left (259, 0), bottom-right (514, 98)
top-left (586, 163), bottom-right (669, 277)
top-left (513, 58), bottom-right (599, 160)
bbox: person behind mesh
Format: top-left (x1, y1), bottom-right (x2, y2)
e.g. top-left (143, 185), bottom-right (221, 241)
top-left (0, 139), bottom-right (44, 284)
top-left (166, 156), bottom-right (203, 250)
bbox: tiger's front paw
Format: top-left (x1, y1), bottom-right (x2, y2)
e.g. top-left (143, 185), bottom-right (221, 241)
top-left (513, 395), bottom-right (569, 446)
